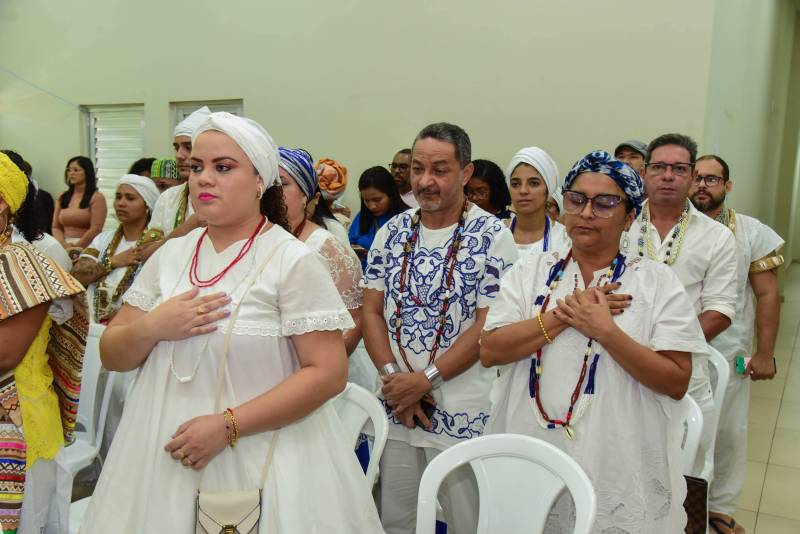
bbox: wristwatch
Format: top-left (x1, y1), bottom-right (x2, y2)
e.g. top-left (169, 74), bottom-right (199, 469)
top-left (423, 363), bottom-right (444, 389)
top-left (380, 363), bottom-right (401, 377)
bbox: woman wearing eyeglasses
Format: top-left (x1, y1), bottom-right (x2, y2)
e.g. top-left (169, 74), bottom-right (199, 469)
top-left (480, 151), bottom-right (707, 532)
top-left (464, 159), bottom-right (512, 219)
top-left (503, 147), bottom-right (568, 255)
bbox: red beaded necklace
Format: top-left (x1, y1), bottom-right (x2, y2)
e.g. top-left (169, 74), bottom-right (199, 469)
top-left (292, 218), bottom-right (307, 238)
top-left (189, 217), bottom-right (267, 288)
top-left (393, 198), bottom-right (470, 372)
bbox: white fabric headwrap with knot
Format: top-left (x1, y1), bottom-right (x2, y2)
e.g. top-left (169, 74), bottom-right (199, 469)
top-left (118, 174), bottom-right (161, 212)
top-left (505, 146), bottom-right (560, 196)
top-left (192, 112), bottom-right (281, 189)
top-left (173, 106), bottom-right (212, 138)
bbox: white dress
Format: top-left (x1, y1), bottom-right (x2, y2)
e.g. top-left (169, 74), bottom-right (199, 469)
top-left (484, 251), bottom-right (707, 533)
top-left (80, 229), bottom-right (138, 322)
top-left (79, 224), bottom-right (385, 534)
top-left (148, 182), bottom-right (190, 234)
top-left (505, 217), bottom-right (569, 257)
top-left (305, 227), bottom-right (377, 391)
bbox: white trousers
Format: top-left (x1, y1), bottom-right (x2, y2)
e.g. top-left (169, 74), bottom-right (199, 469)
top-left (689, 380), bottom-right (716, 479)
top-left (709, 359), bottom-right (749, 516)
top-left (19, 447), bottom-right (71, 534)
top-left (379, 439), bottom-right (478, 534)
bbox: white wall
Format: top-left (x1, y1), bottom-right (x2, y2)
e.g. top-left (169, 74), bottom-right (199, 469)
top-left (1, 0), bottom-right (715, 212)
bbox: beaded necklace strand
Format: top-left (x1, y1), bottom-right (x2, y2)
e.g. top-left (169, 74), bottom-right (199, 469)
top-left (637, 200), bottom-right (690, 265)
top-left (529, 249), bottom-right (626, 439)
top-left (715, 206), bottom-right (736, 236)
top-left (174, 184), bottom-right (190, 229)
top-left (393, 198), bottom-right (470, 372)
top-left (189, 217), bottom-right (266, 288)
top-left (510, 214), bottom-right (550, 251)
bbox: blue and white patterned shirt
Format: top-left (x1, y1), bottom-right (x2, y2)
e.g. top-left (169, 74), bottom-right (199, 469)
top-left (362, 204), bottom-right (518, 450)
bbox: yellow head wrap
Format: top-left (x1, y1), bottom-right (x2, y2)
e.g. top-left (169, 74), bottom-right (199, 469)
top-left (0, 153), bottom-right (30, 215)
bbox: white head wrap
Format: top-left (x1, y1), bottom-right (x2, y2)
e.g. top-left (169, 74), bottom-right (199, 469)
top-left (118, 174), bottom-right (161, 211)
top-left (192, 112), bottom-right (280, 188)
top-left (505, 147), bottom-right (560, 195)
top-left (550, 187), bottom-right (564, 213)
top-left (173, 106), bottom-right (212, 138)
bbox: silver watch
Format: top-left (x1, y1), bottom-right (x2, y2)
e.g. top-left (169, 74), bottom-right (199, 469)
top-left (423, 363), bottom-right (444, 389)
top-left (380, 363), bottom-right (401, 377)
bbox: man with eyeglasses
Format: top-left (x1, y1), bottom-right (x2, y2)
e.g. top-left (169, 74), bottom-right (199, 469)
top-left (689, 154), bottom-right (784, 534)
top-left (389, 148), bottom-right (418, 208)
top-left (623, 133), bottom-right (738, 482)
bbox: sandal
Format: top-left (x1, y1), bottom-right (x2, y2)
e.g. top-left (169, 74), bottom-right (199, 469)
top-left (708, 515), bottom-right (744, 534)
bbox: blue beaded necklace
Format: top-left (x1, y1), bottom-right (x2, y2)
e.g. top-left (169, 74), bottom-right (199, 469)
top-left (510, 214), bottom-right (551, 251)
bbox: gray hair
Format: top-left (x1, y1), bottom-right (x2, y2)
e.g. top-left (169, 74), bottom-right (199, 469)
top-left (413, 122), bottom-right (471, 168)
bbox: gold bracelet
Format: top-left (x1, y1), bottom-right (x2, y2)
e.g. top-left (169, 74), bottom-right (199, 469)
top-left (223, 408), bottom-right (239, 447)
top-left (537, 312), bottom-right (554, 344)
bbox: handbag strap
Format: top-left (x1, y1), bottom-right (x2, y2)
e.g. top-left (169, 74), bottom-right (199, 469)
top-left (202, 235), bottom-right (291, 488)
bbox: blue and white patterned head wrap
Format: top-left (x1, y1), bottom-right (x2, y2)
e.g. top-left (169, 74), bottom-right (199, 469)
top-left (278, 147), bottom-right (316, 199)
top-left (563, 150), bottom-right (645, 214)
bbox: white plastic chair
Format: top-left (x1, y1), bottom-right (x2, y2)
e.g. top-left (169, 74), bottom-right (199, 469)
top-left (64, 323), bottom-right (116, 477)
top-left (681, 395), bottom-right (704, 473)
top-left (700, 345), bottom-right (730, 480)
top-left (416, 434), bottom-right (597, 534)
top-left (332, 382), bottom-right (389, 488)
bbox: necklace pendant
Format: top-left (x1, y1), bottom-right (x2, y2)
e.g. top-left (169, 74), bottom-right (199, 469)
top-left (565, 425), bottom-right (575, 440)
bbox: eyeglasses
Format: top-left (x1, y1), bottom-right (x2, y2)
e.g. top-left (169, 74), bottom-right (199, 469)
top-left (388, 163), bottom-right (410, 171)
top-left (465, 188), bottom-right (490, 200)
top-left (693, 174), bottom-right (725, 186)
top-left (645, 162), bottom-right (694, 177)
top-left (562, 190), bottom-right (625, 218)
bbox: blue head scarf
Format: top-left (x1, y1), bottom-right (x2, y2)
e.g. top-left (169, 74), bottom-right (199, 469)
top-left (562, 150), bottom-right (645, 215)
top-left (278, 147), bottom-right (316, 198)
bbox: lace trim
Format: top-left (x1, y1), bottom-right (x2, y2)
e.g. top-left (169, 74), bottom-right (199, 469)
top-left (282, 310), bottom-right (354, 336)
top-left (123, 290), bottom-right (158, 312)
top-left (215, 320), bottom-right (282, 337)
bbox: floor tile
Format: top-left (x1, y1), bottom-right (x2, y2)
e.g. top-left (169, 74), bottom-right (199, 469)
top-left (748, 397), bottom-right (781, 427)
top-left (747, 421), bottom-right (775, 463)
top-left (758, 464), bottom-right (800, 520)
top-left (776, 401), bottom-right (800, 431)
top-left (734, 509), bottom-right (756, 532)
top-left (755, 513), bottom-right (800, 534)
top-left (782, 373), bottom-right (800, 403)
top-left (767, 427), bottom-right (800, 469)
top-left (738, 461), bottom-right (766, 512)
top-left (750, 376), bottom-right (786, 400)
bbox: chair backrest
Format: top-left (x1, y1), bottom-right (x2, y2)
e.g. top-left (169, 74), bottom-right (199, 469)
top-left (416, 434), bottom-right (597, 534)
top-left (700, 345), bottom-right (730, 480)
top-left (74, 323), bottom-right (106, 440)
top-left (681, 395), bottom-right (704, 473)
top-left (331, 382), bottom-right (389, 487)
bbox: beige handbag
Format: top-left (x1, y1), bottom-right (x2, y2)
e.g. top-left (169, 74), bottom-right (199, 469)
top-left (194, 238), bottom-right (289, 534)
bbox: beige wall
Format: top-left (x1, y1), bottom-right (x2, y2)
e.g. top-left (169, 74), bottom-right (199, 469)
top-left (1, 0), bottom-right (715, 212)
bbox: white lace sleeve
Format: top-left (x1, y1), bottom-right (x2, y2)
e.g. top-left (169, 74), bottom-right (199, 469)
top-left (279, 245), bottom-right (355, 336)
top-left (317, 235), bottom-right (363, 310)
top-left (121, 243), bottom-right (163, 312)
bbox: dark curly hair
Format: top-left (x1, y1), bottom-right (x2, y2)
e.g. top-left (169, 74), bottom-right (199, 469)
top-left (260, 185), bottom-right (289, 231)
top-left (1, 150), bottom-right (43, 242)
top-left (470, 159), bottom-right (511, 215)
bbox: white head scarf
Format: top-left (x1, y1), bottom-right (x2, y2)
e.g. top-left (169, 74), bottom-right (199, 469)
top-left (192, 112), bottom-right (280, 188)
top-left (173, 106), bottom-right (212, 138)
top-left (505, 147), bottom-right (560, 195)
top-left (118, 174), bottom-right (161, 212)
top-left (550, 187), bottom-right (564, 213)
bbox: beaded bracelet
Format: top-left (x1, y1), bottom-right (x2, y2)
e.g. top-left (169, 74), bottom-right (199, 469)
top-left (223, 408), bottom-right (239, 448)
top-left (537, 312), bottom-right (554, 344)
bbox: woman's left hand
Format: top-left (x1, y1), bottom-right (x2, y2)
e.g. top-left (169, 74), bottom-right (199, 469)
top-left (164, 414), bottom-right (229, 470)
top-left (554, 288), bottom-right (618, 342)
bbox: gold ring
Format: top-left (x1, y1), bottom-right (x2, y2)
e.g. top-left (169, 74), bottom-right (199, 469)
top-left (196, 305), bottom-right (205, 316)
top-left (177, 449), bottom-right (185, 460)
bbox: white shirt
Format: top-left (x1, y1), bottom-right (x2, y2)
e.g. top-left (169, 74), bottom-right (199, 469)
top-left (79, 229), bottom-right (139, 323)
top-left (624, 201), bottom-right (738, 391)
top-left (148, 183), bottom-right (191, 235)
top-left (710, 211), bottom-right (784, 361)
top-left (362, 204), bottom-right (518, 450)
top-left (400, 190), bottom-right (419, 209)
top-left (506, 217), bottom-right (570, 257)
top-left (484, 251), bottom-right (706, 532)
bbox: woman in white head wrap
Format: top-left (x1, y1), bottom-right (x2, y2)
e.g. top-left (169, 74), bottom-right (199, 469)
top-left (72, 174), bottom-right (163, 324)
top-left (79, 113), bottom-right (385, 534)
top-left (505, 146), bottom-right (569, 255)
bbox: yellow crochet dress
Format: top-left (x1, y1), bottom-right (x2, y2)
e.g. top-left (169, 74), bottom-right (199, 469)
top-left (14, 316), bottom-right (63, 469)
